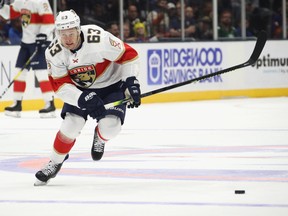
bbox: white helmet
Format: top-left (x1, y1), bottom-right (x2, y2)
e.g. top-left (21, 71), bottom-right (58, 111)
top-left (55, 9), bottom-right (80, 30)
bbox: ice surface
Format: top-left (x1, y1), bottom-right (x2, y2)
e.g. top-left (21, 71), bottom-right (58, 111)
top-left (0, 97), bottom-right (288, 216)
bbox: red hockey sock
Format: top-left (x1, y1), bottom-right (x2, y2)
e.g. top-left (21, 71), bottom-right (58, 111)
top-left (39, 80), bottom-right (53, 93)
top-left (53, 131), bottom-right (75, 154)
top-left (13, 80), bottom-right (26, 92)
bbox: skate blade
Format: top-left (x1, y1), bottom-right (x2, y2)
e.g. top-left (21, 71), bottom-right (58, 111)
top-left (34, 179), bottom-right (49, 186)
top-left (5, 111), bottom-right (21, 118)
top-left (39, 112), bottom-right (56, 118)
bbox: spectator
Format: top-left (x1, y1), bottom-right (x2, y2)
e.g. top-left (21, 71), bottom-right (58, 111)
top-left (81, 2), bottom-right (106, 28)
top-left (231, 0), bottom-right (241, 28)
top-left (218, 9), bottom-right (237, 38)
top-left (106, 21), bottom-right (120, 38)
top-left (167, 2), bottom-right (177, 20)
top-left (124, 0), bottom-right (147, 19)
top-left (146, 0), bottom-right (170, 39)
top-left (123, 23), bottom-right (136, 42)
top-left (235, 18), bottom-right (254, 37)
top-left (195, 16), bottom-right (213, 40)
top-left (188, 0), bottom-right (201, 20)
top-left (124, 4), bottom-right (144, 37)
top-left (199, 0), bottom-right (213, 21)
top-left (56, 0), bottom-right (67, 11)
top-left (247, 3), bottom-right (272, 37)
top-left (59, 0), bottom-right (85, 18)
top-left (133, 21), bottom-right (149, 42)
top-left (169, 2), bottom-right (196, 40)
top-left (184, 6), bottom-right (197, 38)
top-left (105, 0), bottom-right (119, 23)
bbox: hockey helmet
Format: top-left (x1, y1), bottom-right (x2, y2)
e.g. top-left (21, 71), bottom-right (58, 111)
top-left (55, 10), bottom-right (80, 31)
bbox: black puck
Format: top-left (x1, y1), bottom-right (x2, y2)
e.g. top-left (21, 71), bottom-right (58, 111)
top-left (235, 190), bottom-right (245, 194)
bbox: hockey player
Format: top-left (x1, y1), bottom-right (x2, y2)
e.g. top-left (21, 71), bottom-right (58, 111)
top-left (0, 0), bottom-right (56, 118)
top-left (34, 10), bottom-right (141, 186)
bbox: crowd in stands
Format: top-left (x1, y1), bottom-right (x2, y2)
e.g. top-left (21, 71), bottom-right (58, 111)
top-left (0, 0), bottom-right (286, 45)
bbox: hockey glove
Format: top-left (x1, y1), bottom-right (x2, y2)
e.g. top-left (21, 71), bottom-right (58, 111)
top-left (35, 33), bottom-right (47, 49)
top-left (125, 76), bottom-right (141, 108)
top-left (78, 91), bottom-right (106, 119)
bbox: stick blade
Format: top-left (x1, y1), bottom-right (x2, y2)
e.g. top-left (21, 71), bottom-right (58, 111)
top-left (248, 30), bottom-right (267, 64)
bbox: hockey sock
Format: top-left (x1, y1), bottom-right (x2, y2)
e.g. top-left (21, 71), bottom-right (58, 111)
top-left (39, 81), bottom-right (54, 101)
top-left (13, 80), bottom-right (26, 100)
top-left (52, 131), bottom-right (75, 163)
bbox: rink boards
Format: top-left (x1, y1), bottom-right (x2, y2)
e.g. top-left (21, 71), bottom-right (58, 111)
top-left (0, 40), bottom-right (288, 111)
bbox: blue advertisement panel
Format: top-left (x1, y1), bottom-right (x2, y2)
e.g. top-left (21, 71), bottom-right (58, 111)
top-left (147, 46), bottom-right (224, 87)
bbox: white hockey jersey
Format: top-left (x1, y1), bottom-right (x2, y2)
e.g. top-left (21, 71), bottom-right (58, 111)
top-left (46, 25), bottom-right (140, 107)
top-left (0, 0), bottom-right (54, 43)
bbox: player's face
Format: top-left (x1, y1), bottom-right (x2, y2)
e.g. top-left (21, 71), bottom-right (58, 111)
top-left (58, 28), bottom-right (80, 50)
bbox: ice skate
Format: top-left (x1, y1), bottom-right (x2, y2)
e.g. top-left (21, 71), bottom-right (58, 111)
top-left (39, 100), bottom-right (56, 118)
top-left (34, 154), bottom-right (69, 186)
top-left (91, 130), bottom-right (105, 161)
top-left (4, 101), bottom-right (22, 118)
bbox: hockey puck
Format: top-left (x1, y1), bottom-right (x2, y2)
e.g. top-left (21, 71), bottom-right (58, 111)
top-left (235, 190), bottom-right (245, 194)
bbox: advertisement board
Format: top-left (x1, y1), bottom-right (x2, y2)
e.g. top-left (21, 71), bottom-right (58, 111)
top-left (0, 40), bottom-right (288, 111)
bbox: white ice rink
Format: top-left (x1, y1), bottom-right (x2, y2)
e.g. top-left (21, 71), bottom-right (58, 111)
top-left (0, 97), bottom-right (288, 216)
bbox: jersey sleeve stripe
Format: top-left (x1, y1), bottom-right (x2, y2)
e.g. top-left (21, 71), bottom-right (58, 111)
top-left (10, 6), bottom-right (21, 19)
top-left (95, 60), bottom-right (112, 78)
top-left (49, 75), bottom-right (74, 92)
top-left (115, 43), bottom-right (139, 64)
top-left (31, 14), bottom-right (55, 24)
top-left (10, 7), bottom-right (54, 24)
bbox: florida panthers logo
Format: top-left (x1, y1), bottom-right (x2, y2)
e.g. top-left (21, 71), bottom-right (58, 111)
top-left (68, 65), bottom-right (97, 88)
top-left (21, 9), bottom-right (31, 27)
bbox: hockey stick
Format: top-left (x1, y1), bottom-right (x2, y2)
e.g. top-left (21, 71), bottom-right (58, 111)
top-left (0, 47), bottom-right (38, 99)
top-left (104, 30), bottom-right (267, 109)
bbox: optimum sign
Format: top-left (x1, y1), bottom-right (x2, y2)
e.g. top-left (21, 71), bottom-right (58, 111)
top-left (147, 48), bottom-right (223, 85)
